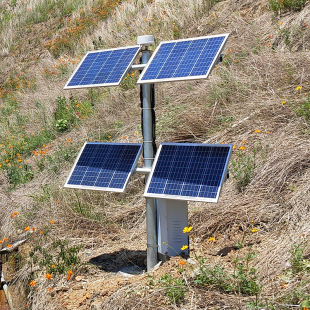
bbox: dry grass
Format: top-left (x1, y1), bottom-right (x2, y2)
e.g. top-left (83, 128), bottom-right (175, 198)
top-left (1, 0), bottom-right (310, 308)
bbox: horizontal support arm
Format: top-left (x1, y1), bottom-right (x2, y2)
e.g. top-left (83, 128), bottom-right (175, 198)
top-left (130, 64), bottom-right (147, 71)
top-left (135, 167), bottom-right (152, 175)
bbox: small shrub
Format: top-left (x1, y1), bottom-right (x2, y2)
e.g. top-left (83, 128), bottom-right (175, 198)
top-left (269, 0), bottom-right (307, 12)
top-left (230, 152), bottom-right (256, 190)
top-left (6, 164), bottom-right (34, 188)
top-left (289, 242), bottom-right (309, 274)
top-left (26, 222), bottom-right (82, 276)
top-left (54, 96), bottom-right (93, 132)
top-left (55, 119), bottom-right (69, 132)
top-left (296, 92), bottom-right (310, 121)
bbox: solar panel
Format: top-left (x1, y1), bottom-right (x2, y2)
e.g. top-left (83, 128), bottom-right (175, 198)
top-left (137, 34), bottom-right (229, 84)
top-left (64, 46), bottom-right (140, 89)
top-left (65, 142), bottom-right (142, 192)
top-left (144, 143), bottom-right (232, 202)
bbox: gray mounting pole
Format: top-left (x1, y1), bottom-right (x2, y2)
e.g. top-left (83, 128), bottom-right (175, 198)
top-left (140, 47), bottom-right (158, 272)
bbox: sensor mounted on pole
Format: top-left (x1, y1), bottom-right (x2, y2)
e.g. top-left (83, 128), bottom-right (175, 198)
top-left (137, 35), bottom-right (154, 46)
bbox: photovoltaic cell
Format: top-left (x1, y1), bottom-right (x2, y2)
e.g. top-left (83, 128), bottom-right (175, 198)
top-left (137, 34), bottom-right (229, 84)
top-left (65, 142), bottom-right (142, 192)
top-left (64, 46), bottom-right (140, 89)
top-left (144, 143), bottom-right (232, 202)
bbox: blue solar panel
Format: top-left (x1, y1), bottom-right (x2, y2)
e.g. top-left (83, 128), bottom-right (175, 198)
top-left (64, 46), bottom-right (140, 89)
top-left (137, 34), bottom-right (229, 84)
top-left (65, 142), bottom-right (142, 192)
top-left (144, 143), bottom-right (232, 202)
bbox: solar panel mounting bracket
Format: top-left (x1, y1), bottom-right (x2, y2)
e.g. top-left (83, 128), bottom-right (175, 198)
top-left (135, 167), bottom-right (151, 175)
top-left (130, 64), bottom-right (146, 71)
top-left (215, 53), bottom-right (224, 64)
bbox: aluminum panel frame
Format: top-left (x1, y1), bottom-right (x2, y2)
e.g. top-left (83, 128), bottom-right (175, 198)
top-left (64, 142), bottom-right (143, 192)
top-left (64, 45), bottom-right (141, 90)
top-left (137, 34), bottom-right (229, 85)
top-left (144, 143), bottom-right (232, 203)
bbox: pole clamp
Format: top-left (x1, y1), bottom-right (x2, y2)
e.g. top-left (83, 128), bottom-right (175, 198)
top-left (147, 244), bottom-right (159, 248)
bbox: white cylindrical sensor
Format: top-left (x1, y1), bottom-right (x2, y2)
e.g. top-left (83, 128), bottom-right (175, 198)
top-left (137, 35), bottom-right (154, 46)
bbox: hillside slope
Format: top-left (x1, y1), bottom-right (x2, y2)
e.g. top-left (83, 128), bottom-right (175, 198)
top-left (1, 0), bottom-right (310, 308)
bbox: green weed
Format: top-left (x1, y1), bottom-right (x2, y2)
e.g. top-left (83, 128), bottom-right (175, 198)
top-left (54, 96), bottom-right (93, 132)
top-left (29, 236), bottom-right (82, 275)
top-left (296, 92), bottom-right (310, 121)
top-left (289, 242), bottom-right (309, 274)
top-left (194, 259), bottom-right (233, 292)
top-left (232, 252), bottom-right (262, 296)
top-left (269, 0), bottom-right (307, 12)
top-left (159, 273), bottom-right (187, 304)
top-left (6, 164), bottom-right (34, 188)
top-left (121, 72), bottom-right (139, 91)
top-left (194, 251), bottom-right (262, 298)
top-left (230, 152), bottom-right (256, 190)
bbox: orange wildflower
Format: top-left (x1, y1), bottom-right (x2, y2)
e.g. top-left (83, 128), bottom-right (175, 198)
top-left (179, 261), bottom-right (186, 265)
top-left (50, 220), bottom-right (54, 224)
top-left (25, 226), bottom-right (30, 231)
top-left (68, 270), bottom-right (73, 276)
top-left (3, 238), bottom-right (7, 241)
top-left (46, 273), bottom-right (52, 280)
top-left (13, 211), bottom-right (18, 215)
top-left (30, 281), bottom-right (36, 286)
top-left (67, 275), bottom-right (71, 281)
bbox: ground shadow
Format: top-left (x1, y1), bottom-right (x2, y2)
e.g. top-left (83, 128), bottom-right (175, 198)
top-left (88, 249), bottom-right (147, 273)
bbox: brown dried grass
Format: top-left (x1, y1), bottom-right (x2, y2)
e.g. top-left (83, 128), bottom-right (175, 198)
top-left (1, 0), bottom-right (310, 308)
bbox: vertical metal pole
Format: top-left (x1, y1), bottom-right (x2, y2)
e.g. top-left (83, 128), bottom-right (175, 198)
top-left (141, 48), bottom-right (158, 271)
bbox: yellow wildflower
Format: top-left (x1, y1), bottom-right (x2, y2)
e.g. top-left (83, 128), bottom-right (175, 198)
top-left (183, 226), bottom-right (192, 233)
